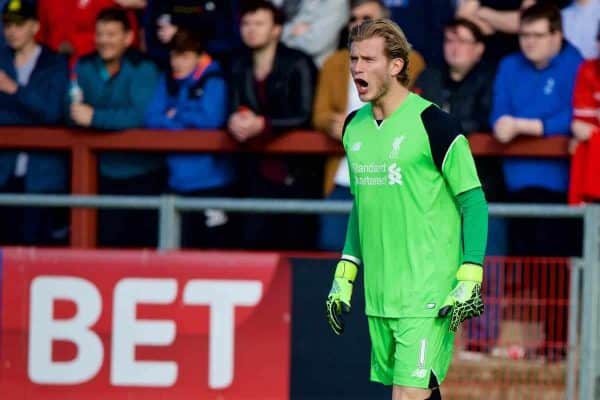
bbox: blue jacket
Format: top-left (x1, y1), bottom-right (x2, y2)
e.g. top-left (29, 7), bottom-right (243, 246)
top-left (0, 45), bottom-right (68, 192)
top-left (490, 42), bottom-right (583, 193)
top-left (71, 50), bottom-right (162, 179)
top-left (144, 60), bottom-right (234, 191)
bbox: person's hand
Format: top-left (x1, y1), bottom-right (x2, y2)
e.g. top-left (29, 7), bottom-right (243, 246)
top-left (326, 259), bottom-right (358, 335)
top-left (228, 110), bottom-right (265, 142)
top-left (569, 138), bottom-right (581, 155)
top-left (115, 0), bottom-right (147, 8)
top-left (457, 0), bottom-right (494, 35)
top-left (494, 115), bottom-right (518, 144)
top-left (572, 120), bottom-right (596, 142)
top-left (456, 0), bottom-right (480, 19)
top-left (521, 0), bottom-right (536, 9)
top-left (0, 70), bottom-right (18, 95)
top-left (328, 113), bottom-right (346, 141)
top-left (70, 103), bottom-right (94, 127)
top-left (438, 263), bottom-right (484, 332)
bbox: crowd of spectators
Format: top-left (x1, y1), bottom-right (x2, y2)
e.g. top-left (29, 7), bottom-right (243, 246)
top-left (0, 0), bottom-right (598, 255)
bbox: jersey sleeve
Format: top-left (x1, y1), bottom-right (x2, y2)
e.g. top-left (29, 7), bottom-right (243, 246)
top-left (573, 61), bottom-right (598, 125)
top-left (342, 110), bottom-right (359, 195)
top-left (341, 201), bottom-right (362, 265)
top-left (442, 135), bottom-right (482, 196)
top-left (420, 105), bottom-right (481, 196)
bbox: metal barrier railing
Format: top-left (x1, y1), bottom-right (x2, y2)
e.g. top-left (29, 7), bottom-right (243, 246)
top-left (0, 193), bottom-right (597, 399)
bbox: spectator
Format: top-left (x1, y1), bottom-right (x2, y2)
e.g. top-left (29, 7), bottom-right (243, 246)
top-left (68, 7), bottom-right (161, 248)
top-left (562, 0), bottom-right (600, 59)
top-left (414, 17), bottom-right (505, 253)
top-left (37, 0), bottom-right (142, 60)
top-left (491, 4), bottom-right (582, 359)
top-left (415, 18), bottom-right (505, 351)
top-left (144, 29), bottom-right (236, 249)
top-left (142, 0), bottom-right (241, 71)
top-left (228, 0), bottom-right (319, 250)
top-left (281, 0), bottom-right (349, 66)
top-left (568, 23), bottom-right (600, 203)
top-left (0, 0), bottom-right (69, 245)
top-left (313, 0), bottom-right (425, 251)
top-left (490, 2), bottom-right (582, 256)
top-left (384, 0), bottom-right (455, 66)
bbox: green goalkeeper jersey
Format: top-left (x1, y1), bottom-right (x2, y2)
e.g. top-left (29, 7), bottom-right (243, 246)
top-left (342, 93), bottom-right (482, 318)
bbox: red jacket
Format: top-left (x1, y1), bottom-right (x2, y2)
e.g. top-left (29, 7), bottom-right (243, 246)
top-left (569, 60), bottom-right (600, 204)
top-left (573, 60), bottom-right (600, 126)
top-left (37, 0), bottom-right (139, 61)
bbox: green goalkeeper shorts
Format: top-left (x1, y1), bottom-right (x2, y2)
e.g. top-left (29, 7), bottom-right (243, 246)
top-left (368, 316), bottom-right (455, 388)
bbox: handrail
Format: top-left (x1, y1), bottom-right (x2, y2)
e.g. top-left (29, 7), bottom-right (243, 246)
top-left (0, 127), bottom-right (572, 248)
top-left (0, 127), bottom-right (570, 155)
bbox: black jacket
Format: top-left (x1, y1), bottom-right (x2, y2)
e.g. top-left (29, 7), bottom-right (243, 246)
top-left (229, 43), bottom-right (317, 135)
top-left (414, 62), bottom-right (496, 133)
top-left (414, 61), bottom-right (504, 201)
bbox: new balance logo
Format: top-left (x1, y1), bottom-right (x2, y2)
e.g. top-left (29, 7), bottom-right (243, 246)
top-left (388, 163), bottom-right (402, 185)
top-left (411, 368), bottom-right (427, 379)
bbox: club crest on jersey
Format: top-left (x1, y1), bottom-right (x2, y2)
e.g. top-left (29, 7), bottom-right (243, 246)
top-left (389, 136), bottom-right (405, 159)
top-left (351, 142), bottom-right (362, 152)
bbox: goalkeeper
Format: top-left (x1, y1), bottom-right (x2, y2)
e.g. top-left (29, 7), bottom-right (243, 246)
top-left (326, 18), bottom-right (488, 400)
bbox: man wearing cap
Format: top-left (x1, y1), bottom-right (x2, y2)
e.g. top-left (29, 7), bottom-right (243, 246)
top-left (0, 0), bottom-right (69, 245)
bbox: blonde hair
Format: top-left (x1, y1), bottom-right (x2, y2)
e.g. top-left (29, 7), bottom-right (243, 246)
top-left (348, 19), bottom-right (411, 86)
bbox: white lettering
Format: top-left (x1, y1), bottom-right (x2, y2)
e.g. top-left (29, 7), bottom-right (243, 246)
top-left (183, 280), bottom-right (262, 389)
top-left (28, 277), bottom-right (103, 384)
top-left (111, 279), bottom-right (177, 387)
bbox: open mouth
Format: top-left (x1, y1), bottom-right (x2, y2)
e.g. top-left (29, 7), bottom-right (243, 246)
top-left (355, 78), bottom-right (368, 88)
top-left (355, 78), bottom-right (369, 95)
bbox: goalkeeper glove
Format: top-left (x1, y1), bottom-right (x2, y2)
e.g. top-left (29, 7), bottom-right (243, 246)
top-left (326, 259), bottom-right (358, 335)
top-left (438, 263), bottom-right (484, 332)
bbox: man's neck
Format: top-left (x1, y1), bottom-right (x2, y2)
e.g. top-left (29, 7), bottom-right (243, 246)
top-left (253, 41), bottom-right (278, 81)
top-left (449, 63), bottom-right (477, 82)
top-left (533, 47), bottom-right (561, 70)
top-left (371, 83), bottom-right (410, 120)
top-left (14, 41), bottom-right (39, 67)
top-left (576, 0), bottom-right (591, 5)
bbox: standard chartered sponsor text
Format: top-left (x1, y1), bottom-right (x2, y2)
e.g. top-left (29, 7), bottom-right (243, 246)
top-left (355, 176), bottom-right (388, 185)
top-left (352, 163), bottom-right (387, 173)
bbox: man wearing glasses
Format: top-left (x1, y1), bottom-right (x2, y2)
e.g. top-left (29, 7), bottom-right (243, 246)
top-left (489, 2), bottom-right (583, 360)
top-left (313, 0), bottom-right (426, 251)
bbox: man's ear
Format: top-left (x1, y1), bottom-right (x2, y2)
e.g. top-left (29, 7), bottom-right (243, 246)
top-left (125, 30), bottom-right (134, 47)
top-left (390, 57), bottom-right (405, 79)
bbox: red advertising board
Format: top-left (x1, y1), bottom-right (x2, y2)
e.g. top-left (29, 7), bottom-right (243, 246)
top-left (0, 248), bottom-right (291, 400)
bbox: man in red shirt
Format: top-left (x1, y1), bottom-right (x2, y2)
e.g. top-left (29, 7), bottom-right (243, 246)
top-left (569, 23), bottom-right (600, 203)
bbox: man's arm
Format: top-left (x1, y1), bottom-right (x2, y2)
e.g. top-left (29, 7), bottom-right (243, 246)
top-left (175, 78), bottom-right (228, 129)
top-left (457, 187), bottom-right (488, 266)
top-left (267, 56), bottom-right (317, 132)
top-left (489, 57), bottom-right (513, 129)
top-left (282, 0), bottom-right (348, 60)
top-left (15, 58), bottom-right (69, 124)
top-left (572, 62), bottom-right (598, 141)
top-left (92, 61), bottom-right (160, 130)
top-left (341, 202), bottom-right (362, 265)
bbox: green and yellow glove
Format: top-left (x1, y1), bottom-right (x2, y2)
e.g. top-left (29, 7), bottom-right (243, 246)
top-left (438, 263), bottom-right (484, 332)
top-left (326, 259), bottom-right (358, 335)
